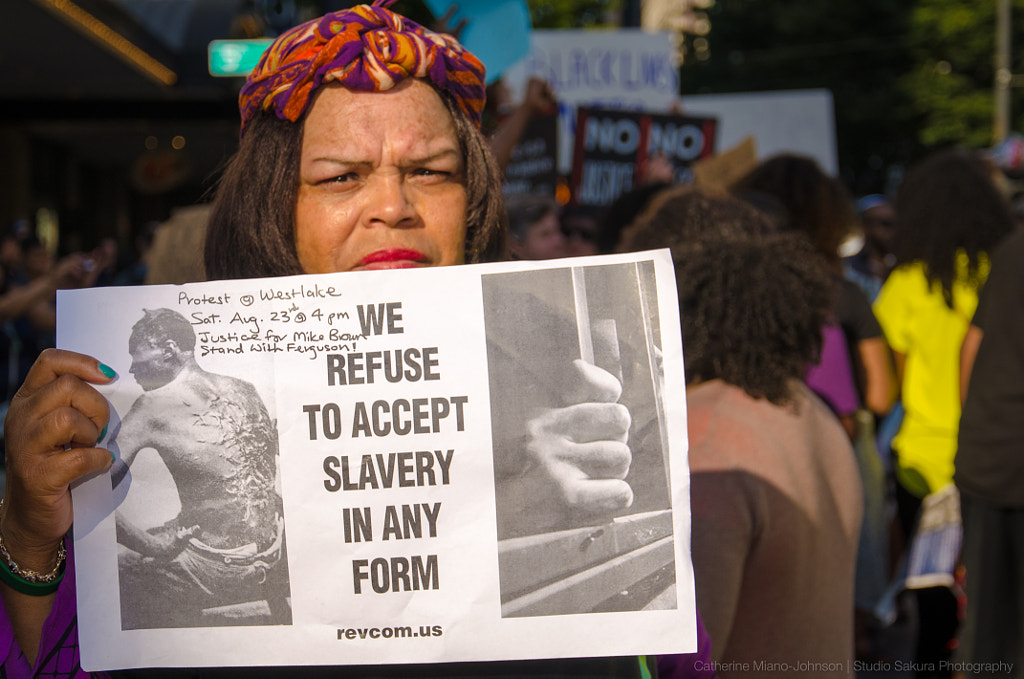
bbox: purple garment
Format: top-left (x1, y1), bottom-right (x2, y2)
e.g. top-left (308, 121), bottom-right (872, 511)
top-left (6, 541), bottom-right (712, 678)
top-left (657, 610), bottom-right (717, 678)
top-left (0, 540), bottom-right (108, 679)
top-left (805, 323), bottom-right (859, 418)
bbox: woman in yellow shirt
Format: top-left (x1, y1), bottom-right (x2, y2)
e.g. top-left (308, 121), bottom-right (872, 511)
top-left (873, 147), bottom-right (1014, 679)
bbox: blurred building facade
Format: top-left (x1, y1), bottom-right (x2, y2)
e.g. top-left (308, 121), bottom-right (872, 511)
top-left (0, 0), bottom-right (329, 256)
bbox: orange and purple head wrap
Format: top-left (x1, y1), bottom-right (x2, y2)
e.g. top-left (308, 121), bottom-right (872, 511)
top-left (238, 0), bottom-right (486, 136)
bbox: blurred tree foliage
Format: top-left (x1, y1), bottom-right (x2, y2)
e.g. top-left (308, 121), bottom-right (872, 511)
top-left (903, 0), bottom-right (1024, 149)
top-left (390, 1), bottom-right (438, 28)
top-left (676, 0), bottom-right (921, 193)
top-left (527, 0), bottom-right (620, 29)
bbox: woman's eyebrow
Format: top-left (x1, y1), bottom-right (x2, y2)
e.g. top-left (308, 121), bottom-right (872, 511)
top-left (307, 148), bottom-right (461, 166)
top-left (307, 156), bottom-right (370, 166)
top-left (404, 148), bottom-right (461, 165)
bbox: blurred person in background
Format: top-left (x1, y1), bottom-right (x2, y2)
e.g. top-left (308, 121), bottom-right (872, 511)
top-left (113, 222), bottom-right (159, 286)
top-left (621, 190), bottom-right (861, 675)
top-left (845, 194), bottom-right (897, 303)
top-left (954, 226), bottom-right (1024, 679)
top-left (4, 233), bottom-right (103, 392)
top-left (559, 204), bottom-right (603, 257)
top-left (732, 154), bottom-right (897, 429)
top-left (732, 154), bottom-right (897, 658)
top-left (486, 76), bottom-right (557, 175)
top-left (0, 231), bottom-right (98, 458)
top-left (19, 235), bottom-right (55, 286)
top-left (504, 191), bottom-right (566, 260)
top-left (616, 185), bottom-right (775, 256)
top-left (683, 235), bottom-right (861, 678)
top-left (845, 193), bottom-right (905, 604)
top-left (87, 237), bottom-right (120, 288)
top-left (597, 153), bottom-right (677, 255)
top-left (0, 233), bottom-right (25, 285)
top-left (597, 182), bottom-right (671, 255)
top-left (873, 147), bottom-right (1016, 678)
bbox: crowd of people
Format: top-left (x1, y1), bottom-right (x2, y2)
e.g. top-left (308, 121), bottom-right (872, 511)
top-left (504, 135), bottom-right (1021, 678)
top-left (0, 1), bottom-right (1021, 678)
top-left (502, 134), bottom-right (1022, 679)
top-left (0, 227), bottom-right (155, 456)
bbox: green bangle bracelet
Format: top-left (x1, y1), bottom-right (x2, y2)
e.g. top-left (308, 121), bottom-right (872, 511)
top-left (0, 554), bottom-right (64, 596)
top-left (0, 497), bottom-right (67, 596)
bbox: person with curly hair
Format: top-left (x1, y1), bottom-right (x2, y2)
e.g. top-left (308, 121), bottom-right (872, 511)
top-left (877, 147), bottom-right (1014, 515)
top-left (615, 184), bottom-right (775, 257)
top-left (732, 154), bottom-right (897, 431)
top-left (679, 234), bottom-right (862, 677)
top-left (873, 147), bottom-right (1016, 677)
top-left (732, 158), bottom-right (898, 656)
top-left (621, 188), bottom-right (863, 676)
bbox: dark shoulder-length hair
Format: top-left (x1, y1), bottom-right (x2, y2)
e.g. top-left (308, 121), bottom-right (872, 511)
top-left (731, 153), bottom-right (856, 262)
top-left (205, 86), bottom-right (506, 281)
top-left (894, 147), bottom-right (1015, 306)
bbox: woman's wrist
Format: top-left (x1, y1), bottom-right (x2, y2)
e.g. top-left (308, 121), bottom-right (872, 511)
top-left (0, 498), bottom-right (64, 573)
top-left (0, 498), bottom-right (66, 596)
top-left (0, 542), bottom-right (65, 596)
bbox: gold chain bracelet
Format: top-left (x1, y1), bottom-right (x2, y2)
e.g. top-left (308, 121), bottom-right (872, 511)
top-left (0, 497), bottom-right (66, 584)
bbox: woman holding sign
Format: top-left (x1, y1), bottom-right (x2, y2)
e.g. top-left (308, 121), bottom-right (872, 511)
top-left (0, 1), bottom-right (711, 676)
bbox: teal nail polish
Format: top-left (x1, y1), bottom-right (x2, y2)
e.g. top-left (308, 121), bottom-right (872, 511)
top-left (109, 450), bottom-right (116, 465)
top-left (99, 423), bottom-right (108, 441)
top-left (98, 363), bottom-right (116, 379)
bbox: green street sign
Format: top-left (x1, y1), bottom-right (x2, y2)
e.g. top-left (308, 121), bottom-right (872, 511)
top-left (208, 39), bottom-right (273, 77)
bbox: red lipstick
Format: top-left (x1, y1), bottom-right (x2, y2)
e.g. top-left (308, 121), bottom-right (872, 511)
top-left (358, 248), bottom-right (428, 270)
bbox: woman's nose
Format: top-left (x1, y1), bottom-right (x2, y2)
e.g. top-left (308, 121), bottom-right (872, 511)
top-left (365, 174), bottom-right (418, 228)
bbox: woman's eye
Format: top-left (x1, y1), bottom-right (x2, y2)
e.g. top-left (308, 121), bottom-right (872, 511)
top-left (413, 168), bottom-right (450, 179)
top-left (318, 172), bottom-right (358, 185)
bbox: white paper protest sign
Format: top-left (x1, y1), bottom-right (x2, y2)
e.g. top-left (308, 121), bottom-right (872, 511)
top-left (58, 251), bottom-right (694, 670)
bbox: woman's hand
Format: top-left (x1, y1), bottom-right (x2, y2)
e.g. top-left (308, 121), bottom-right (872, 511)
top-left (2, 349), bottom-right (114, 571)
top-left (497, 360), bottom-right (633, 538)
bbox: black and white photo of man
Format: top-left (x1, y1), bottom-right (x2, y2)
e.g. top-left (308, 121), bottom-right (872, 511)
top-left (112, 308), bottom-right (290, 630)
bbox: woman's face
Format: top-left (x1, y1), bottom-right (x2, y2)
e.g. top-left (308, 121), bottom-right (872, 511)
top-left (295, 79), bottom-right (468, 273)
